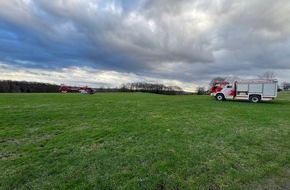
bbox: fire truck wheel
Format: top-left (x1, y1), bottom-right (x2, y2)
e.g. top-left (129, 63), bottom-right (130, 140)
top-left (216, 94), bottom-right (225, 101)
top-left (250, 95), bottom-right (261, 103)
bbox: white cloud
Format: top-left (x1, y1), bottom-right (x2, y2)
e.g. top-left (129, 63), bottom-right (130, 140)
top-left (0, 62), bottom-right (198, 91)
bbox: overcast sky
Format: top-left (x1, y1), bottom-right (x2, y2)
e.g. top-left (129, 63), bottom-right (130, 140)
top-left (1, 0), bottom-right (289, 91)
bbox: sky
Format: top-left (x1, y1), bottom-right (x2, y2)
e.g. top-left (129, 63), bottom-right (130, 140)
top-left (0, 0), bottom-right (290, 91)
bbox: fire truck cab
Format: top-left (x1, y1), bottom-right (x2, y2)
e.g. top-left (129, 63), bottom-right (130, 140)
top-left (211, 79), bottom-right (278, 103)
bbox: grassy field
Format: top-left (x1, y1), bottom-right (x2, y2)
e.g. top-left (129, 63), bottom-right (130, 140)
top-left (1, 92), bottom-right (289, 190)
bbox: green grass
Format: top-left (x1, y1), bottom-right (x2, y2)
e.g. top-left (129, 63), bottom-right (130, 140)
top-left (1, 92), bottom-right (289, 190)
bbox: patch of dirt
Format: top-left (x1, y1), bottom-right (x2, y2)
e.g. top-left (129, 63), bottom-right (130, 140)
top-left (0, 151), bottom-right (19, 160)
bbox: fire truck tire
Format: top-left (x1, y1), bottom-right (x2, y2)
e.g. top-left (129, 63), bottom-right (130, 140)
top-left (249, 95), bottom-right (261, 103)
top-left (216, 94), bottom-right (225, 101)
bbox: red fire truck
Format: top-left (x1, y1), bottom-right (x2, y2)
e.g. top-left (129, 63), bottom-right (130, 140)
top-left (211, 79), bottom-right (278, 103)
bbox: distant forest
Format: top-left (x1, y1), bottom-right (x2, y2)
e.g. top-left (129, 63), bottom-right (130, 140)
top-left (0, 80), bottom-right (60, 93)
top-left (0, 80), bottom-right (188, 95)
top-left (120, 83), bottom-right (186, 95)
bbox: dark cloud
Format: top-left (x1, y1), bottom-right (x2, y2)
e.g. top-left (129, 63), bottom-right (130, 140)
top-left (0, 0), bottom-right (290, 88)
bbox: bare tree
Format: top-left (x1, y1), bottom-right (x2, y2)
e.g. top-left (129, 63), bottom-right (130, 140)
top-left (225, 75), bottom-right (240, 83)
top-left (196, 86), bottom-right (206, 95)
top-left (258, 71), bottom-right (276, 80)
top-left (209, 77), bottom-right (226, 88)
top-left (281, 82), bottom-right (290, 91)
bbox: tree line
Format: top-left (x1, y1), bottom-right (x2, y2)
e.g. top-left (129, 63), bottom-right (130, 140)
top-left (120, 83), bottom-right (185, 95)
top-left (0, 80), bottom-right (186, 95)
top-left (0, 80), bottom-right (60, 93)
top-left (2, 72), bottom-right (289, 94)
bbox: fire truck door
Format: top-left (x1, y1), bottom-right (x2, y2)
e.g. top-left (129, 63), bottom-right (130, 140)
top-left (224, 85), bottom-right (235, 98)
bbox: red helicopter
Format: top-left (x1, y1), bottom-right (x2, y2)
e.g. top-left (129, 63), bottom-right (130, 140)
top-left (59, 84), bottom-right (95, 94)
